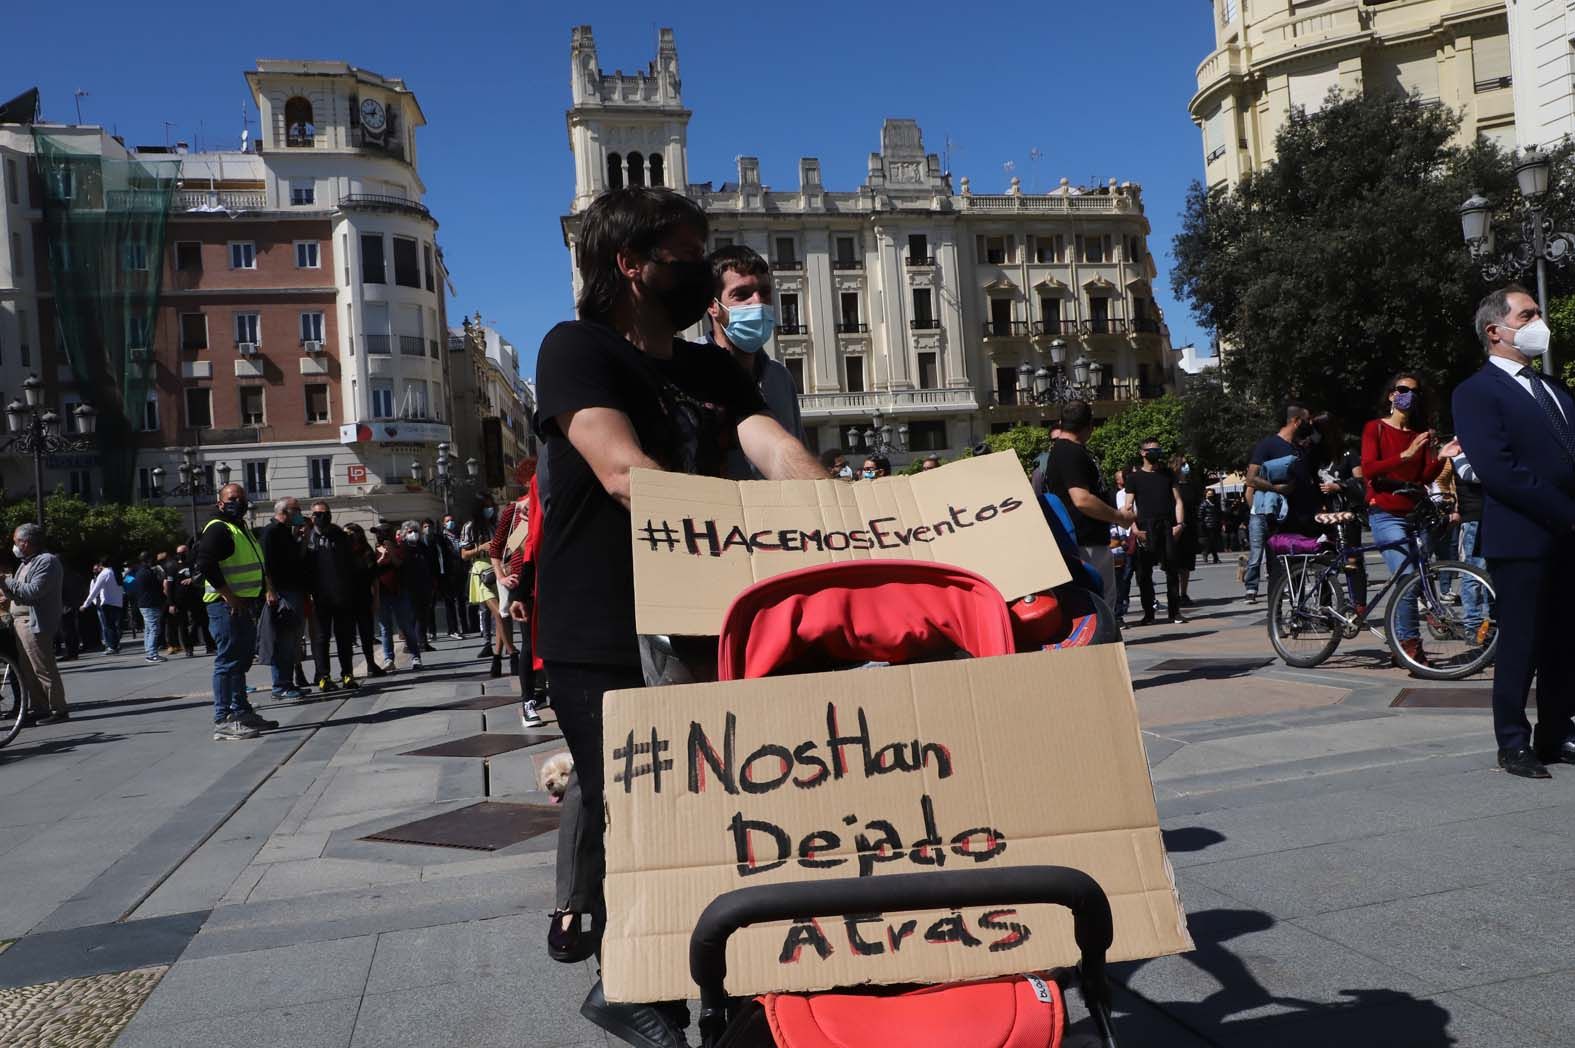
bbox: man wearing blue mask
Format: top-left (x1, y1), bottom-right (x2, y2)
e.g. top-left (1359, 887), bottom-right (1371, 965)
top-left (707, 245), bottom-right (806, 479)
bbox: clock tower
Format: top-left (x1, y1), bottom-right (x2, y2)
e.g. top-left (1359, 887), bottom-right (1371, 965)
top-left (566, 25), bottom-right (691, 212)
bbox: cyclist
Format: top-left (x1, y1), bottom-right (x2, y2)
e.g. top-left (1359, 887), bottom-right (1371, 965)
top-left (1360, 372), bottom-right (1461, 669)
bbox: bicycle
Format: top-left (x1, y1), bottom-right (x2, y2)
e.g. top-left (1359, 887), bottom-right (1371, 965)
top-left (1266, 488), bottom-right (1497, 680)
top-left (0, 622), bottom-right (29, 748)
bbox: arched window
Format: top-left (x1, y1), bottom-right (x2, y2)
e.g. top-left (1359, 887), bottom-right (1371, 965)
top-left (627, 151), bottom-right (645, 187)
top-left (606, 152), bottom-right (624, 191)
top-left (284, 97), bottom-right (315, 147)
top-left (648, 152), bottom-right (664, 187)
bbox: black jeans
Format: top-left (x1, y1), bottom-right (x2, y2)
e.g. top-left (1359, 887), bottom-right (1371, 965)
top-left (352, 602), bottom-right (378, 668)
top-left (313, 603), bottom-right (357, 680)
top-left (542, 660), bottom-right (642, 916)
top-left (1135, 521), bottom-right (1181, 620)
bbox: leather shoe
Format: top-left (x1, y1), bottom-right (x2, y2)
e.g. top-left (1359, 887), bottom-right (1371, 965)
top-left (1498, 747), bottom-right (1551, 779)
top-left (547, 909), bottom-right (600, 964)
top-left (1534, 737), bottom-right (1575, 766)
top-left (580, 978), bottom-right (687, 1048)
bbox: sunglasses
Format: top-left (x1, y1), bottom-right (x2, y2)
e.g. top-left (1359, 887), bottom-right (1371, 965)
top-left (1391, 385), bottom-right (1419, 395)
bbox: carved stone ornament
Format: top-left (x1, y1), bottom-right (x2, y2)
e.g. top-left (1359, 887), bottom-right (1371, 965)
top-left (834, 275), bottom-right (865, 292)
top-left (887, 160), bottom-right (924, 183)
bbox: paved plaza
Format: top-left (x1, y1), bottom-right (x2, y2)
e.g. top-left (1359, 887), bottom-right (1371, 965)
top-left (0, 561), bottom-right (1566, 1047)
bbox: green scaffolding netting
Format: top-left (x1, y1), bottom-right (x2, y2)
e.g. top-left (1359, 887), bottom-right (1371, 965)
top-left (31, 131), bottom-right (180, 503)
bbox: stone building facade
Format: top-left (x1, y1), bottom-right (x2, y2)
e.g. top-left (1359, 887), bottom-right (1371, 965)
top-left (561, 27), bottom-right (1180, 464)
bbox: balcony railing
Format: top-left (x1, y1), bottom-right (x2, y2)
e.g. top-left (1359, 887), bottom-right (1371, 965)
top-left (836, 321), bottom-right (869, 334)
top-left (799, 388), bottom-right (980, 415)
top-left (1085, 319), bottom-right (1129, 336)
top-left (772, 258), bottom-right (802, 271)
top-left (831, 258), bottom-right (862, 270)
top-left (983, 321), bottom-right (1029, 338)
top-left (340, 193), bottom-right (431, 219)
top-left (1034, 320), bottom-right (1079, 336)
top-left (171, 189), bottom-right (267, 212)
top-left (778, 323), bottom-right (805, 336)
top-left (1474, 75), bottom-right (1512, 93)
top-left (910, 318), bottom-right (941, 330)
top-left (399, 335), bottom-right (425, 356)
top-left (906, 255), bottom-right (936, 267)
top-left (962, 194), bottom-right (1135, 214)
top-left (1133, 318), bottom-right (1162, 335)
top-left (366, 333), bottom-right (391, 355)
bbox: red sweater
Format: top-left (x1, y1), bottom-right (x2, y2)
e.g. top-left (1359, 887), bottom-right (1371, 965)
top-left (1361, 418), bottom-right (1443, 513)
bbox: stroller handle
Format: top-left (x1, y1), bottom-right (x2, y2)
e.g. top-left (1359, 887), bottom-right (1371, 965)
top-left (690, 865), bottom-right (1116, 1047)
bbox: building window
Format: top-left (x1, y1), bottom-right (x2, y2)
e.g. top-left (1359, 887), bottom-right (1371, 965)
top-left (185, 387), bottom-right (212, 428)
top-left (1125, 236), bottom-right (1143, 263)
top-left (839, 292), bottom-right (860, 331)
top-left (235, 313), bottom-right (260, 346)
top-left (229, 242), bottom-right (256, 269)
top-left (3, 158), bottom-right (16, 205)
top-left (774, 237), bottom-right (797, 267)
top-left (779, 293), bottom-right (801, 331)
top-left (174, 241), bottom-right (202, 271)
top-left (1040, 295), bottom-right (1061, 332)
top-left (984, 236), bottom-right (1007, 265)
top-left (244, 460), bottom-right (268, 494)
top-left (142, 393), bottom-right (159, 432)
top-left (285, 96), bottom-right (316, 146)
top-left (648, 152), bottom-right (664, 187)
top-left (1089, 296), bottom-right (1110, 334)
top-left (180, 312), bottom-right (208, 350)
top-left (845, 355), bottom-right (865, 393)
top-left (68, 469), bottom-right (93, 501)
top-left (308, 456), bottom-right (334, 497)
top-left (393, 236), bottom-right (421, 287)
top-left (911, 288), bottom-right (935, 328)
top-left (908, 233), bottom-right (928, 262)
top-left (53, 168), bottom-right (73, 200)
top-left (1082, 235), bottom-right (1110, 264)
top-left (784, 357), bottom-right (804, 393)
top-left (300, 312), bottom-right (324, 343)
top-left (996, 366), bottom-right (1019, 406)
top-left (606, 152), bottom-right (624, 191)
top-left (403, 380), bottom-right (429, 418)
top-left (1035, 236), bottom-right (1064, 264)
top-left (124, 242), bottom-right (148, 271)
top-left (62, 395), bottom-right (82, 434)
top-left (371, 382), bottom-right (395, 419)
top-left (295, 241), bottom-right (320, 268)
top-left (714, 236), bottom-right (733, 249)
top-left (908, 420), bottom-right (947, 452)
top-left (835, 236), bottom-right (857, 265)
top-left (1474, 34), bottom-right (1512, 93)
top-left (422, 243), bottom-right (435, 292)
top-left (627, 151), bottom-right (646, 187)
top-left (17, 308), bottom-right (27, 367)
top-left (989, 297), bottom-right (1014, 335)
top-left (290, 180), bottom-right (315, 206)
top-left (305, 384), bottom-right (330, 423)
top-left (127, 313), bottom-right (150, 350)
top-left (917, 352), bottom-right (939, 389)
top-left (240, 386), bottom-right (264, 426)
top-left (360, 234), bottom-right (385, 284)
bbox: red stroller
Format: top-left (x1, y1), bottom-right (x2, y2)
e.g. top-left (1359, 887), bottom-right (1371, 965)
top-left (663, 561), bottom-right (1122, 1048)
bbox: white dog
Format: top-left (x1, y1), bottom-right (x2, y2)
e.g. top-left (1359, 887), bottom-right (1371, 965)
top-left (538, 751), bottom-right (575, 804)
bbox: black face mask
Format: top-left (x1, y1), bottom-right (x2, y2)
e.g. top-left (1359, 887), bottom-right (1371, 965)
top-left (647, 259), bottom-right (714, 330)
top-left (1294, 421), bottom-right (1315, 441)
top-left (313, 511), bottom-right (331, 527)
top-left (1142, 449), bottom-right (1165, 464)
top-left (220, 499), bottom-right (247, 520)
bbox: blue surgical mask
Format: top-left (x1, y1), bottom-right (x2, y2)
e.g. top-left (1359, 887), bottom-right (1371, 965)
top-left (1393, 389), bottom-right (1415, 413)
top-left (290, 511), bottom-right (306, 526)
top-left (861, 469), bottom-right (878, 480)
top-left (719, 302), bottom-right (776, 353)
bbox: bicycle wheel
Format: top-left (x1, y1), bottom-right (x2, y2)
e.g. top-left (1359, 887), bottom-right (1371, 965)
top-left (0, 654), bottom-right (26, 749)
top-left (1267, 563), bottom-right (1346, 668)
top-left (1386, 560), bottom-right (1497, 681)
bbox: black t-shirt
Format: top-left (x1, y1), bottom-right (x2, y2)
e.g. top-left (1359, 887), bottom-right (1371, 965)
top-left (534, 320), bottom-right (768, 666)
top-left (1126, 468), bottom-right (1178, 525)
top-left (1043, 439), bottom-right (1110, 547)
top-left (132, 564), bottom-right (164, 609)
top-left (1249, 434), bottom-right (1316, 521)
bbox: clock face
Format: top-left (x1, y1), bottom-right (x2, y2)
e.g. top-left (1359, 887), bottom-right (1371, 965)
top-left (360, 98), bottom-right (386, 132)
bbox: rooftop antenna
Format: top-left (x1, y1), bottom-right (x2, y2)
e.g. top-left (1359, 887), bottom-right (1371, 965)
top-left (240, 100), bottom-right (252, 152)
top-left (943, 135), bottom-right (963, 176)
top-left (73, 88), bottom-right (89, 126)
top-left (163, 121), bottom-right (176, 149)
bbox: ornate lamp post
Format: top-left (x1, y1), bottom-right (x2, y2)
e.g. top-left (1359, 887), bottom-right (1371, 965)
top-left (1460, 145), bottom-right (1575, 375)
top-left (845, 409), bottom-right (908, 458)
top-left (1016, 338), bottom-right (1106, 409)
top-left (410, 443), bottom-right (478, 515)
top-left (4, 375), bottom-right (98, 525)
top-left (150, 446), bottom-right (230, 538)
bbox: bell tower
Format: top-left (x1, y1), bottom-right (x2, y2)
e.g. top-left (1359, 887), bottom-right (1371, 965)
top-left (566, 25), bottom-right (691, 212)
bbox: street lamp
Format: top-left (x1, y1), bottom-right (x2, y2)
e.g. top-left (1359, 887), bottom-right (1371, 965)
top-left (1460, 145), bottom-right (1575, 374)
top-left (150, 444), bottom-right (221, 538)
top-left (2, 376), bottom-right (98, 525)
top-left (845, 409), bottom-right (908, 458)
top-left (1015, 339), bottom-right (1106, 409)
top-left (410, 443), bottom-right (470, 516)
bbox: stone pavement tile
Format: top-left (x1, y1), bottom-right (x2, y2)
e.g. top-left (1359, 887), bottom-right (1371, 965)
top-left (1181, 816), bottom-right (1575, 920)
top-left (1453, 969), bottom-right (1575, 1045)
top-left (1295, 882), bottom-right (1575, 992)
top-left (350, 966), bottom-right (597, 1048)
top-left (0, 964), bottom-right (167, 1048)
top-left (112, 995), bottom-right (361, 1048)
top-left (132, 934), bottom-right (375, 1026)
top-left (1501, 799), bottom-right (1575, 840)
top-left (1429, 991), bottom-right (1563, 1048)
top-left (253, 831), bottom-right (331, 864)
top-left (245, 855), bottom-right (423, 903)
top-left (0, 910), bottom-right (206, 988)
top-left (300, 765), bottom-right (445, 821)
top-left (364, 912), bottom-right (545, 994)
top-left (131, 835), bottom-right (271, 920)
top-left (419, 849), bottom-right (556, 882)
top-left (1135, 676), bottom-right (1349, 728)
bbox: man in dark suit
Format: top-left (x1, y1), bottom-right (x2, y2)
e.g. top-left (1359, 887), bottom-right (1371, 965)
top-left (1453, 284), bottom-right (1575, 779)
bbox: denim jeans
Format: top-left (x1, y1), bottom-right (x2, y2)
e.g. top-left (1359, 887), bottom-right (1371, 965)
top-left (96, 604), bottom-right (122, 653)
top-left (140, 606), bottom-right (163, 660)
top-left (1369, 510), bottom-right (1420, 641)
top-left (1457, 520), bottom-right (1490, 631)
top-left (378, 593), bottom-right (419, 662)
top-left (265, 590), bottom-right (305, 691)
top-left (207, 600), bottom-right (259, 723)
top-left (1243, 513), bottom-right (1272, 595)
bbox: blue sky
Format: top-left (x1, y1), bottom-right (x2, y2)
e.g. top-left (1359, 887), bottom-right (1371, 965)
top-left (13, 0), bottom-right (1217, 378)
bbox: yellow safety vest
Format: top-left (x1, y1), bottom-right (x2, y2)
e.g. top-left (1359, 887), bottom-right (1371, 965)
top-left (202, 517), bottom-right (266, 602)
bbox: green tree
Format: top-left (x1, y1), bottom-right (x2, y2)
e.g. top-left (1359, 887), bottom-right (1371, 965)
top-left (1543, 294), bottom-right (1575, 386)
top-left (1172, 90), bottom-right (1573, 432)
top-left (1086, 396), bottom-right (1184, 479)
top-left (0, 491), bottom-right (185, 569)
top-left (968, 424), bottom-right (1053, 473)
top-left (1178, 372), bottom-right (1275, 474)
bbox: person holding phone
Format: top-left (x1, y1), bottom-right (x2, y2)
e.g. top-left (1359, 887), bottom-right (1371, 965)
top-left (1361, 372), bottom-right (1460, 670)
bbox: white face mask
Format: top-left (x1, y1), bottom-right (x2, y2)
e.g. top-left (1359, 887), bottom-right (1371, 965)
top-left (1512, 318), bottom-right (1552, 358)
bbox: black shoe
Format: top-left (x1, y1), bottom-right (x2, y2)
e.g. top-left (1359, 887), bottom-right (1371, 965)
top-left (1167, 614), bottom-right (1189, 625)
top-left (548, 909), bottom-right (601, 963)
top-left (1498, 747), bottom-right (1551, 779)
top-left (489, 655), bottom-right (503, 679)
top-left (422, 642), bottom-right (436, 653)
top-left (579, 979), bottom-right (686, 1048)
top-left (508, 651), bottom-right (519, 674)
top-left (37, 710), bottom-right (71, 725)
top-left (1534, 737), bottom-right (1575, 766)
top-left (237, 711), bottom-right (279, 731)
top-left (366, 662), bottom-right (387, 678)
top-left (475, 644), bottom-right (494, 660)
top-left (1132, 615), bottom-right (1156, 627)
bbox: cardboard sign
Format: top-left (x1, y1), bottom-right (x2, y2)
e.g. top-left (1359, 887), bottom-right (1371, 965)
top-left (630, 452), bottom-right (1071, 636)
top-left (602, 645), bottom-right (1193, 1003)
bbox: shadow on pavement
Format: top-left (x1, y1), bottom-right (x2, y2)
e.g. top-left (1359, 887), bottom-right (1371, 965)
top-left (62, 700), bottom-right (213, 723)
top-left (0, 730), bottom-right (127, 761)
top-left (1161, 826), bottom-right (1227, 853)
top-left (1124, 630), bottom-right (1218, 646)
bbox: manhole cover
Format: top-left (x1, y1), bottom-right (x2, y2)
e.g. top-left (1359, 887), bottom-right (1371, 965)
top-left (443, 694), bottom-right (520, 711)
top-left (1390, 688), bottom-right (1499, 709)
top-left (1146, 658), bottom-right (1273, 673)
top-left (400, 732), bottom-right (560, 758)
top-left (364, 801), bottom-right (561, 851)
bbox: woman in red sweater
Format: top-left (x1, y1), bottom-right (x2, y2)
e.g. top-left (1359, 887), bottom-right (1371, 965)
top-left (1360, 372), bottom-right (1460, 668)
